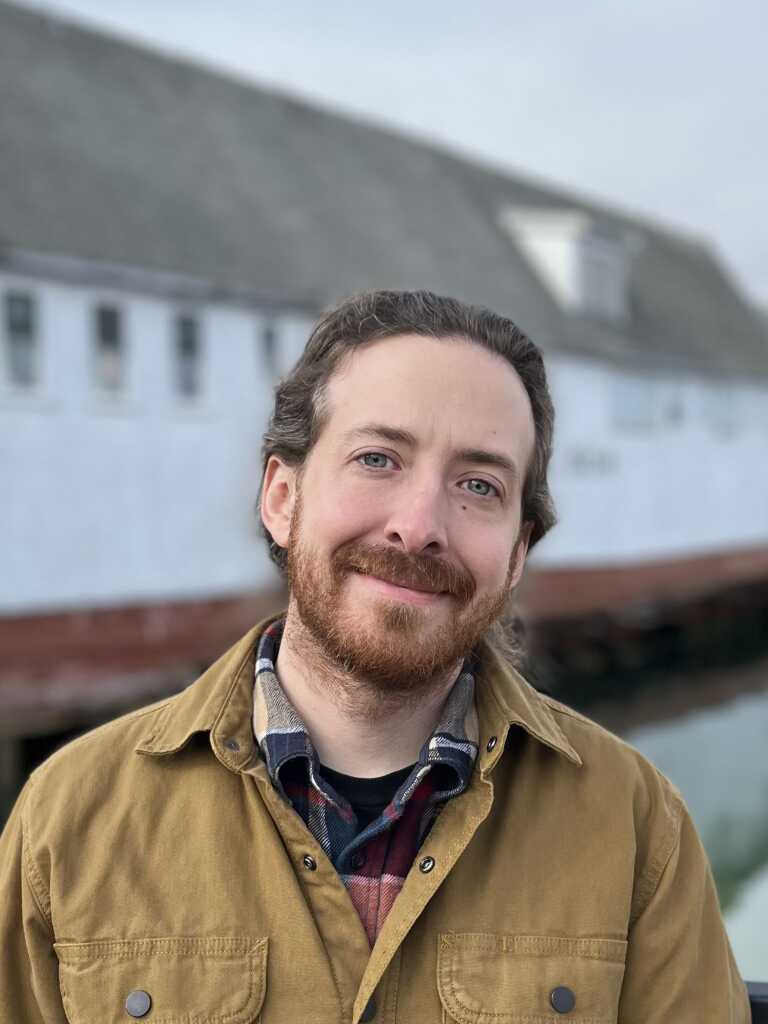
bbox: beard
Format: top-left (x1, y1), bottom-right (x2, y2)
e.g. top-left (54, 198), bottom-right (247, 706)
top-left (286, 490), bottom-right (516, 696)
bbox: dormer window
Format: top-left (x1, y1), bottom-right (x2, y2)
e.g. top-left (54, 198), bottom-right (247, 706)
top-left (500, 207), bottom-right (636, 322)
top-left (579, 230), bottom-right (630, 321)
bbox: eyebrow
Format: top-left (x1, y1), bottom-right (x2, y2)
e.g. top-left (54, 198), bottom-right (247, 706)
top-left (341, 424), bottom-right (521, 482)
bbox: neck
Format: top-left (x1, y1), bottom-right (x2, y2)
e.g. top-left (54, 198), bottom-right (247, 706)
top-left (274, 604), bottom-right (462, 778)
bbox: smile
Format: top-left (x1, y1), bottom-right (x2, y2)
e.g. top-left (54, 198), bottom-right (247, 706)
top-left (351, 571), bottom-right (449, 606)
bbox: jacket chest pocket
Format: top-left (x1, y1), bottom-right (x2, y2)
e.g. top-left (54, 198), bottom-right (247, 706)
top-left (437, 933), bottom-right (627, 1024)
top-left (54, 936), bottom-right (267, 1024)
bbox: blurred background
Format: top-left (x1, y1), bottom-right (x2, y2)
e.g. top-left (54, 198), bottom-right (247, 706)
top-left (1, 0), bottom-right (766, 976)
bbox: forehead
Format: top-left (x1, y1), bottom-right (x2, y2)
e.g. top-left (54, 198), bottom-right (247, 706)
top-left (320, 333), bottom-right (535, 468)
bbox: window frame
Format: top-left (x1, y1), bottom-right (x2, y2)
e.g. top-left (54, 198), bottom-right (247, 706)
top-left (174, 312), bottom-right (204, 400)
top-left (3, 290), bottom-right (39, 390)
top-left (578, 231), bottom-right (630, 323)
top-left (610, 370), bottom-right (659, 433)
top-left (92, 302), bottom-right (127, 394)
top-left (701, 381), bottom-right (739, 438)
top-left (260, 318), bottom-right (279, 378)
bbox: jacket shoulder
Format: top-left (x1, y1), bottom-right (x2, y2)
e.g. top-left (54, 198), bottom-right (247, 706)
top-left (21, 695), bottom-right (178, 841)
top-left (539, 693), bottom-right (685, 897)
top-left (542, 692), bottom-right (683, 799)
top-left (32, 695), bottom-right (174, 783)
top-left (540, 692), bottom-right (671, 770)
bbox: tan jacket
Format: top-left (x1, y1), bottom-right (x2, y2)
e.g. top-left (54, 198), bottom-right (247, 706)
top-left (0, 618), bottom-right (749, 1023)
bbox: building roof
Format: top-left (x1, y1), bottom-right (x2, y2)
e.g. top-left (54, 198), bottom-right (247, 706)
top-left (1, 0), bottom-right (766, 376)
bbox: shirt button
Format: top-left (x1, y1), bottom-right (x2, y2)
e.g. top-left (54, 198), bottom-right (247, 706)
top-left (125, 990), bottom-right (152, 1018)
top-left (419, 855), bottom-right (435, 873)
top-left (550, 986), bottom-right (576, 1013)
top-left (350, 851), bottom-right (367, 869)
top-left (486, 735), bottom-right (498, 752)
top-left (302, 854), bottom-right (317, 871)
top-left (360, 994), bottom-right (377, 1021)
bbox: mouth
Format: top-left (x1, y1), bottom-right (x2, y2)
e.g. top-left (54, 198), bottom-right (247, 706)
top-left (350, 568), bottom-right (449, 605)
top-left (350, 567), bottom-right (444, 593)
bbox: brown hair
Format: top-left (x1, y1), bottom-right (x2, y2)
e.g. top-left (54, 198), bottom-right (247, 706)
top-left (260, 289), bottom-right (557, 573)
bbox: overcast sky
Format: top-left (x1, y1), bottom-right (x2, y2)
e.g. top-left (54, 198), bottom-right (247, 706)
top-left (18, 0), bottom-right (768, 308)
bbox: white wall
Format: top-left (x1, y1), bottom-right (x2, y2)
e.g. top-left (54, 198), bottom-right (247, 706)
top-left (3, 273), bottom-right (767, 614)
top-left (0, 271), bottom-right (315, 614)
top-left (534, 355), bottom-right (768, 566)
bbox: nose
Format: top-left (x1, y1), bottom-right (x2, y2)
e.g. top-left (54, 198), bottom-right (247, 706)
top-left (382, 477), bottom-right (448, 555)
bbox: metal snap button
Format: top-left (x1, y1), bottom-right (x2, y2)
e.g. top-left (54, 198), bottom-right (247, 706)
top-left (125, 990), bottom-right (152, 1018)
top-left (550, 986), bottom-right (576, 1013)
top-left (360, 994), bottom-right (377, 1021)
top-left (419, 855), bottom-right (435, 873)
top-left (486, 736), bottom-right (498, 752)
top-left (223, 738), bottom-right (240, 751)
top-left (302, 854), bottom-right (317, 870)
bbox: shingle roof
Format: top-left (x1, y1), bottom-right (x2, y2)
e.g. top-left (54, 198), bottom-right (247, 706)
top-left (1, 0), bottom-right (766, 375)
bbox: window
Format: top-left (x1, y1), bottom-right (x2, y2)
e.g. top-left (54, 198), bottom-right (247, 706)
top-left (498, 207), bottom-right (636, 321)
top-left (261, 319), bottom-right (278, 376)
top-left (580, 233), bottom-right (629, 322)
top-left (663, 381), bottom-right (685, 427)
top-left (611, 373), bottom-right (658, 431)
top-left (93, 305), bottom-right (125, 391)
top-left (4, 292), bottom-right (38, 387)
top-left (175, 315), bottom-right (202, 397)
top-left (703, 384), bottom-right (739, 437)
top-left (567, 447), bottom-right (618, 475)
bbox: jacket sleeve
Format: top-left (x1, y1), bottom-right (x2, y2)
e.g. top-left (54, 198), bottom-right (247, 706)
top-left (0, 779), bottom-right (68, 1023)
top-left (619, 794), bottom-right (751, 1023)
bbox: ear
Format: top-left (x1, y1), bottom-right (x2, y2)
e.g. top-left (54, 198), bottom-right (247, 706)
top-left (508, 521), bottom-right (533, 590)
top-left (260, 456), bottom-right (297, 550)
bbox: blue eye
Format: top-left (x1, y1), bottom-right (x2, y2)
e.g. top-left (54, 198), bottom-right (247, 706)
top-left (462, 478), bottom-right (498, 498)
top-left (355, 455), bottom-right (497, 496)
top-left (358, 452), bottom-right (393, 469)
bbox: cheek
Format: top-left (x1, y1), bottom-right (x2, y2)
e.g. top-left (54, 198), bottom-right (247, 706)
top-left (310, 481), bottom-right (384, 547)
top-left (454, 529), bottom-right (516, 591)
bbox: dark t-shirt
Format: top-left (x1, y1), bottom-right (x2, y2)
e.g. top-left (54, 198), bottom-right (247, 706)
top-left (320, 763), bottom-right (415, 828)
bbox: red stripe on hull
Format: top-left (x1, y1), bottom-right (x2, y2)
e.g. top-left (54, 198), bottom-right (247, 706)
top-left (519, 545), bottom-right (768, 621)
top-left (0, 589), bottom-right (286, 733)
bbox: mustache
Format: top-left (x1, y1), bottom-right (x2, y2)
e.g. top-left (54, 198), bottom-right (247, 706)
top-left (332, 541), bottom-right (476, 604)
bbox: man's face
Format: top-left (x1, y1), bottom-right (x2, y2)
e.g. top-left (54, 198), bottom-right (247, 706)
top-left (275, 333), bottom-right (536, 693)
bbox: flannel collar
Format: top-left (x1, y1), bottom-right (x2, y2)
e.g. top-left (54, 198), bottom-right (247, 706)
top-left (252, 617), bottom-right (480, 810)
top-left (136, 614), bottom-right (580, 772)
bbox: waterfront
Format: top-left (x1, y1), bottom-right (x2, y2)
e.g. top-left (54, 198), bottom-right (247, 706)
top-left (623, 686), bottom-right (768, 979)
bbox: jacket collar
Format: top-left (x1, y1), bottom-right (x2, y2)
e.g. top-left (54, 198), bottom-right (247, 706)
top-left (135, 620), bottom-right (265, 770)
top-left (472, 637), bottom-right (582, 772)
top-left (136, 614), bottom-right (582, 772)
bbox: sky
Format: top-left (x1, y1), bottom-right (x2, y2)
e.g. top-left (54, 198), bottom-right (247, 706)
top-left (17, 0), bottom-right (768, 308)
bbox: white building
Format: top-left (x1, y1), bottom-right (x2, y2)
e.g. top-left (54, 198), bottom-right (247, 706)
top-left (1, 2), bottom-right (767, 756)
top-left (1, 268), bottom-right (312, 614)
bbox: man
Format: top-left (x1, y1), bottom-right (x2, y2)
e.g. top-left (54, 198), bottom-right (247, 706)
top-left (0, 290), bottom-right (749, 1022)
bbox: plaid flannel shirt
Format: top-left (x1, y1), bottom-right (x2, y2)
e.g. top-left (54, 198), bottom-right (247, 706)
top-left (252, 618), bottom-right (479, 945)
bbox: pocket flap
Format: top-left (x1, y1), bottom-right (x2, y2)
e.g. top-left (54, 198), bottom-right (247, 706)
top-left (437, 933), bottom-right (627, 1024)
top-left (54, 935), bottom-right (267, 1024)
